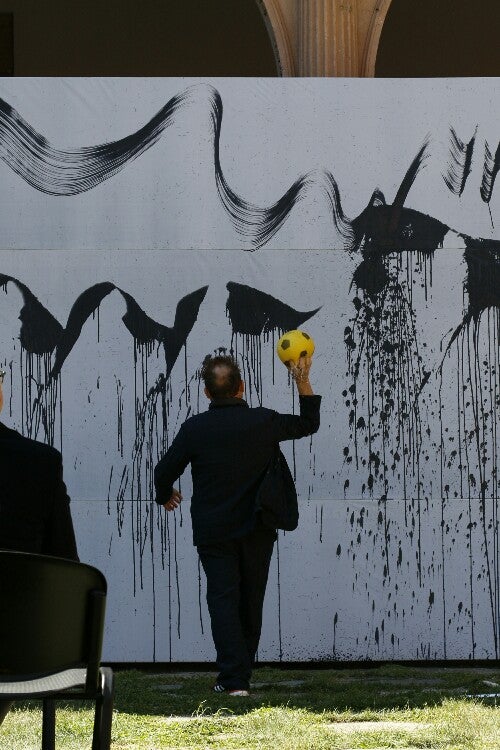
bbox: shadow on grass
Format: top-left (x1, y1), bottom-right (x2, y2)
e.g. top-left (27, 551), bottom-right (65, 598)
top-left (109, 664), bottom-right (500, 718)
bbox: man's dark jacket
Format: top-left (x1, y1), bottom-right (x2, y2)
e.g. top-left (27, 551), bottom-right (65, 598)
top-left (154, 394), bottom-right (321, 545)
top-left (0, 422), bottom-right (78, 560)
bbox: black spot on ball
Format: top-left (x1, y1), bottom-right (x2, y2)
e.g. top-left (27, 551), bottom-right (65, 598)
top-left (302, 332), bottom-right (310, 340)
top-left (300, 350), bottom-right (307, 357)
top-left (281, 339), bottom-right (291, 350)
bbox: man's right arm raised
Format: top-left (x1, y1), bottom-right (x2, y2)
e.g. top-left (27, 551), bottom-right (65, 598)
top-left (274, 355), bottom-right (321, 440)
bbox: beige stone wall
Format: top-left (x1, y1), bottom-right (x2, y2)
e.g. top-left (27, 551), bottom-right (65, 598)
top-left (260, 0), bottom-right (392, 76)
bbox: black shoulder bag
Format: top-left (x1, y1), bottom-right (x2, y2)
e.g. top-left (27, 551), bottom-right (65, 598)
top-left (255, 449), bottom-right (299, 531)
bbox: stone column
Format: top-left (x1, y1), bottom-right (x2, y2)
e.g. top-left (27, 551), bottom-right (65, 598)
top-left (298, 0), bottom-right (359, 76)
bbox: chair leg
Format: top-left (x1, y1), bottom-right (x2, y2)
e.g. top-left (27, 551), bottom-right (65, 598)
top-left (0, 700), bottom-right (14, 725)
top-left (92, 668), bottom-right (114, 750)
top-left (42, 699), bottom-right (56, 750)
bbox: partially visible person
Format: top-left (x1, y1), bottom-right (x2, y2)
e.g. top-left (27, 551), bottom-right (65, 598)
top-left (154, 353), bottom-right (320, 696)
top-left (0, 368), bottom-right (78, 723)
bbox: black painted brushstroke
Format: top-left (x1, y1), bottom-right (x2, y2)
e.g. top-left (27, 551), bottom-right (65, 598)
top-left (0, 86), bottom-right (353, 250)
top-left (51, 282), bottom-right (115, 376)
top-left (51, 284), bottom-right (208, 379)
top-left (225, 281), bottom-right (320, 335)
top-left (349, 144), bottom-right (446, 298)
top-left (481, 140), bottom-right (500, 225)
top-left (462, 237), bottom-right (500, 318)
top-left (0, 91), bottom-right (190, 195)
top-left (160, 287), bottom-right (209, 375)
top-left (208, 88), bottom-right (353, 249)
top-left (350, 141), bottom-right (448, 255)
top-left (0, 274), bottom-right (207, 379)
top-left (352, 203), bottom-right (449, 254)
top-left (0, 274), bottom-right (63, 354)
top-left (389, 137), bottom-right (430, 236)
top-left (440, 237), bottom-right (500, 358)
top-left (443, 126), bottom-right (477, 197)
top-left (1, 88), bottom-right (500, 257)
top-left (351, 255), bottom-right (390, 299)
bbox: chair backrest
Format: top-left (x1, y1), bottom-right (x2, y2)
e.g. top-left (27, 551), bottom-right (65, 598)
top-left (0, 551), bottom-right (107, 689)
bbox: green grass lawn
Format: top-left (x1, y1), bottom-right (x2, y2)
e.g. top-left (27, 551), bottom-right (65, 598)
top-left (2, 665), bottom-right (500, 749)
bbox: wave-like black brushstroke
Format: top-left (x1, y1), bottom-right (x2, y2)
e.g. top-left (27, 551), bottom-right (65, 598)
top-left (0, 274), bottom-right (208, 378)
top-left (209, 89), bottom-right (353, 248)
top-left (481, 140), bottom-right (500, 226)
top-left (0, 86), bottom-right (352, 250)
top-left (225, 281), bottom-right (320, 335)
top-left (443, 126), bottom-right (477, 197)
top-left (1, 87), bottom-right (499, 254)
top-left (0, 91), bottom-right (190, 195)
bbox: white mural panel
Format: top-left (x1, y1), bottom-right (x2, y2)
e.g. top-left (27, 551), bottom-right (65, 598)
top-left (0, 78), bottom-right (498, 660)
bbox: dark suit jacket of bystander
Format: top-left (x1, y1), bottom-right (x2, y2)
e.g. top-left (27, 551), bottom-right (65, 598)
top-left (0, 422), bottom-right (78, 561)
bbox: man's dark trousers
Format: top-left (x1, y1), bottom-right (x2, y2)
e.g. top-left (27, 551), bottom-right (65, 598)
top-left (197, 522), bottom-right (276, 691)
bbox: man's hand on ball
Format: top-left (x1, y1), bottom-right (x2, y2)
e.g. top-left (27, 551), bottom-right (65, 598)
top-left (164, 488), bottom-right (182, 512)
top-left (288, 356), bottom-right (314, 395)
top-left (288, 355), bottom-right (312, 382)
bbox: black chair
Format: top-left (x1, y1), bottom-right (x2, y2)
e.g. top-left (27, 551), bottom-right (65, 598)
top-left (0, 551), bottom-right (114, 750)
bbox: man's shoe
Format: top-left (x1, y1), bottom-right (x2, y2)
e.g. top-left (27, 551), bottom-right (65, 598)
top-left (213, 683), bottom-right (250, 696)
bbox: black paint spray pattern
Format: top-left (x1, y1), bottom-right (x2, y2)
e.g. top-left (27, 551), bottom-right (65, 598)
top-left (344, 142), bottom-right (441, 507)
top-left (346, 253), bottom-right (431, 504)
top-left (345, 153), bottom-right (499, 655)
top-left (0, 274), bottom-right (208, 379)
top-left (438, 237), bottom-right (499, 655)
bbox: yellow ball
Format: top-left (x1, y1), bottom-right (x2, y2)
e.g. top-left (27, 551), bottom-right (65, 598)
top-left (277, 329), bottom-right (315, 365)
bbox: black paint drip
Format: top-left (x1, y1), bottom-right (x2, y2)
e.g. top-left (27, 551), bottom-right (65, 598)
top-left (439, 307), bottom-right (499, 655)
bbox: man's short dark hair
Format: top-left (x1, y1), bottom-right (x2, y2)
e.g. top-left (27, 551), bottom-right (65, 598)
top-left (201, 355), bottom-right (242, 399)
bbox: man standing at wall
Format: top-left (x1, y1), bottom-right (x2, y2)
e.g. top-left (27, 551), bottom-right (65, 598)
top-left (154, 353), bottom-right (320, 696)
top-left (0, 368), bottom-right (79, 723)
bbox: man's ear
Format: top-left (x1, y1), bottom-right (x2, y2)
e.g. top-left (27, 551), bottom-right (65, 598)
top-left (237, 379), bottom-right (245, 397)
top-left (204, 386), bottom-right (212, 401)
